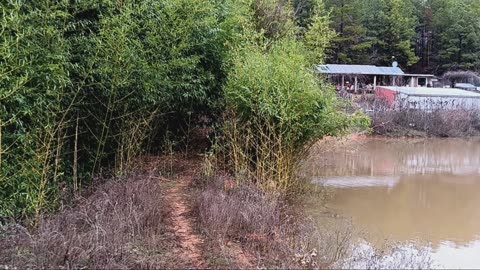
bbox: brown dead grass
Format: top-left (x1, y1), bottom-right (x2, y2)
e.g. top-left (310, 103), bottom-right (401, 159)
top-left (0, 152), bottom-right (262, 270)
top-left (196, 178), bottom-right (350, 269)
top-left (0, 150), bottom-right (434, 270)
top-left (0, 174), bottom-right (180, 269)
top-left (360, 97), bottom-right (480, 137)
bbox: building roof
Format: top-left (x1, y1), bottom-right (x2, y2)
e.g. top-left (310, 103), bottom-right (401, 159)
top-left (380, 86), bottom-right (480, 98)
top-left (455, 83), bottom-right (476, 88)
top-left (403, 74), bottom-right (436, 77)
top-left (316, 64), bottom-right (405, 76)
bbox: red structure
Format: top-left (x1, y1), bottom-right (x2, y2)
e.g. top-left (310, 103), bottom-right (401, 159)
top-left (375, 87), bottom-right (397, 106)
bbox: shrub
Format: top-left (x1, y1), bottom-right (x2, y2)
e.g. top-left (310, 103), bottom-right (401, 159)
top-left (221, 40), bottom-right (365, 193)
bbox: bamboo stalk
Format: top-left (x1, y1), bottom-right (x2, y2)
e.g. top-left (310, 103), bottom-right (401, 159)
top-left (36, 129), bottom-right (55, 219)
top-left (0, 119), bottom-right (2, 176)
top-left (73, 115), bottom-right (79, 192)
top-left (53, 121), bottom-right (63, 184)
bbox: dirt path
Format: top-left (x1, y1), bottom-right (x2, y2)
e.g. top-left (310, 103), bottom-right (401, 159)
top-left (152, 155), bottom-right (256, 269)
top-left (164, 170), bottom-right (207, 268)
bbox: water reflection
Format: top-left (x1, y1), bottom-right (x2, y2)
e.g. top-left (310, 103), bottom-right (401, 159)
top-left (306, 138), bottom-right (480, 177)
top-left (323, 174), bottom-right (480, 247)
top-left (350, 240), bottom-right (480, 269)
top-left (306, 138), bottom-right (480, 268)
top-left (432, 240), bottom-right (480, 269)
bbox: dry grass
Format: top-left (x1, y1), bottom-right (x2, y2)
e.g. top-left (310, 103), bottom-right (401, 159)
top-left (198, 180), bottom-right (283, 246)
top-left (0, 175), bottom-right (182, 269)
top-left (345, 242), bottom-right (433, 269)
top-left (360, 97), bottom-right (480, 137)
top-left (0, 149), bottom-right (434, 269)
top-left (196, 179), bottom-right (355, 269)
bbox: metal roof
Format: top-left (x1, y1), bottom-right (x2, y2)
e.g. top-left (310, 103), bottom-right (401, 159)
top-left (316, 64), bottom-right (405, 76)
top-left (403, 74), bottom-right (436, 77)
top-left (381, 86), bottom-right (480, 98)
top-left (455, 83), bottom-right (476, 89)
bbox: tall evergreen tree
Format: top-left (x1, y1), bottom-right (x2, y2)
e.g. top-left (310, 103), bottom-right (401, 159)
top-left (359, 0), bottom-right (419, 68)
top-left (324, 0), bottom-right (370, 64)
top-left (429, 0), bottom-right (480, 73)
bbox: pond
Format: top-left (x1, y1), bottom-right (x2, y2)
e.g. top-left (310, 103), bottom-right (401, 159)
top-left (305, 137), bottom-right (480, 269)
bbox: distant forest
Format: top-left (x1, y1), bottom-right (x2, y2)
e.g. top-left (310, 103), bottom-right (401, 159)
top-left (323, 0), bottom-right (480, 74)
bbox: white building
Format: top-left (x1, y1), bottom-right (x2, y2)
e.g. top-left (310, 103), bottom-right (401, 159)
top-left (376, 86), bottom-right (480, 110)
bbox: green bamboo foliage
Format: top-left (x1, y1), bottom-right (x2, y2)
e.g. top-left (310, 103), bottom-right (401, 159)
top-left (223, 39), bottom-right (366, 193)
top-left (77, 0), bottom-right (223, 175)
top-left (0, 0), bottom-right (226, 220)
top-left (0, 0), bottom-right (72, 218)
top-left (217, 0), bottom-right (369, 193)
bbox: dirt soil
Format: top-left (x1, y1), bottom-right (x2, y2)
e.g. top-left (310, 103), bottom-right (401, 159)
top-left (164, 161), bottom-right (207, 268)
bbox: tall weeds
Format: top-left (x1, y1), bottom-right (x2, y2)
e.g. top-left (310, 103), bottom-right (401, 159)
top-left (364, 97), bottom-right (480, 137)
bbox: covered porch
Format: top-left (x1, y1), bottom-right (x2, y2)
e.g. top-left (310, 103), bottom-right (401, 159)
top-left (316, 64), bottom-right (406, 94)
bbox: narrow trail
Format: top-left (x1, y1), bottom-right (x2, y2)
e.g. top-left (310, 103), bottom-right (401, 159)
top-left (150, 154), bottom-right (256, 269)
top-left (164, 168), bottom-right (207, 268)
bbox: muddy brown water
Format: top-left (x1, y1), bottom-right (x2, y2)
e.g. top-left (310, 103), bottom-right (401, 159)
top-left (305, 137), bottom-right (480, 269)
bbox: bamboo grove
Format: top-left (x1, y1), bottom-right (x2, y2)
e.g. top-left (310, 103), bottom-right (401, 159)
top-left (1, 0), bottom-right (227, 219)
